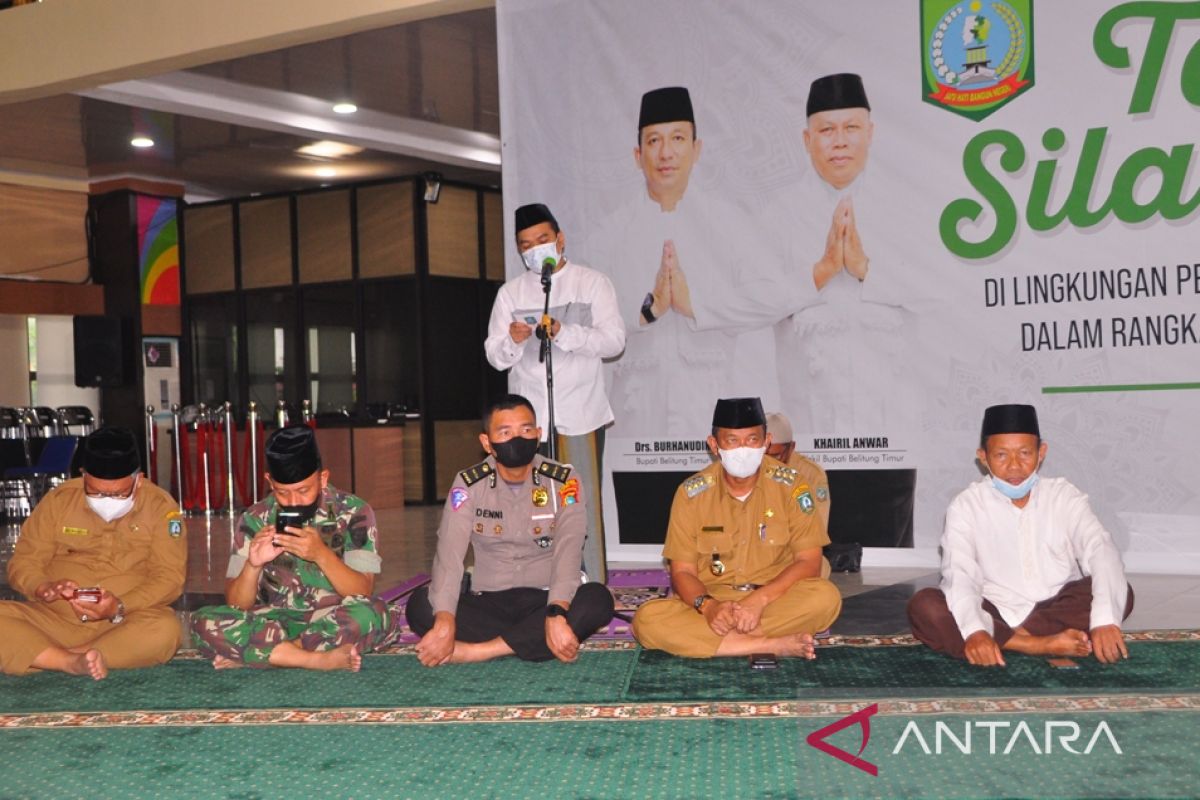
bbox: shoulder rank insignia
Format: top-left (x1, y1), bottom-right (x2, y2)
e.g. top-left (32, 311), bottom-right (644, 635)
top-left (792, 483), bottom-right (815, 514)
top-left (768, 466), bottom-right (797, 486)
top-left (536, 461), bottom-right (573, 484)
top-left (684, 473), bottom-right (715, 498)
top-left (460, 460), bottom-right (493, 487)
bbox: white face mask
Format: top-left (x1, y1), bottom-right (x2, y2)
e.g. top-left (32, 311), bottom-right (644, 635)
top-left (719, 446), bottom-right (766, 479)
top-left (990, 466), bottom-right (1040, 500)
top-left (521, 240), bottom-right (560, 272)
top-left (87, 493), bottom-right (136, 523)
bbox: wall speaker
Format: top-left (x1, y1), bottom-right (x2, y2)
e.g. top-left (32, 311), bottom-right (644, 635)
top-left (73, 315), bottom-right (126, 387)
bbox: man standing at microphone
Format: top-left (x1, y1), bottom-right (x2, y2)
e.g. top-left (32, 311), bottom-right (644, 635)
top-left (484, 203), bottom-right (626, 583)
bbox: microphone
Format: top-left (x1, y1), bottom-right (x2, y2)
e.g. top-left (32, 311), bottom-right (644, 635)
top-left (540, 256), bottom-right (556, 282)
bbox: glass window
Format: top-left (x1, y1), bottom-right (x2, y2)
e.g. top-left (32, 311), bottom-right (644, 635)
top-left (302, 284), bottom-right (357, 415)
top-left (245, 289), bottom-right (297, 412)
top-left (362, 279), bottom-right (419, 413)
top-left (189, 294), bottom-right (237, 406)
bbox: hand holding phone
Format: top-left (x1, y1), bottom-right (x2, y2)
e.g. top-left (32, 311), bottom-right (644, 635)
top-left (74, 587), bottom-right (103, 603)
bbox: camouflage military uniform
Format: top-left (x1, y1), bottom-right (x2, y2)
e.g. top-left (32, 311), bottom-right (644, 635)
top-left (189, 486), bottom-right (391, 665)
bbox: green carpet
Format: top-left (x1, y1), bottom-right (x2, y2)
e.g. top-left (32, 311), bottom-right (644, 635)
top-left (0, 712), bottom-right (1196, 799)
top-left (1, 642), bottom-right (1195, 714)
top-left (1, 639), bottom-right (1197, 798)
top-left (628, 641), bottom-right (1200, 701)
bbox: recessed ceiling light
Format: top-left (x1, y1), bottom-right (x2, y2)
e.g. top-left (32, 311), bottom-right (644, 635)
top-left (296, 140), bottom-right (364, 159)
top-left (315, 167), bottom-right (337, 178)
top-left (332, 102), bottom-right (358, 115)
top-left (130, 136), bottom-right (155, 148)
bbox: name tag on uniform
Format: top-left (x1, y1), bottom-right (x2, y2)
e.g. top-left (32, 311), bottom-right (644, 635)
top-left (62, 526), bottom-right (89, 536)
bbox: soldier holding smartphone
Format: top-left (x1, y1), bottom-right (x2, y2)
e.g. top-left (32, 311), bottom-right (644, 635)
top-left (190, 425), bottom-right (391, 671)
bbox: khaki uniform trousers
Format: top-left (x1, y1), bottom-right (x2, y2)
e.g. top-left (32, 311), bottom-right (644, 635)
top-left (0, 600), bottom-right (181, 675)
top-left (633, 577), bottom-right (842, 658)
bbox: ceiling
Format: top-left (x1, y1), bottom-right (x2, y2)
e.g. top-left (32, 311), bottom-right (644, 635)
top-left (0, 8), bottom-right (501, 201)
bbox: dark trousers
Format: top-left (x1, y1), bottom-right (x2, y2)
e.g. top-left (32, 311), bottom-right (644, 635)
top-left (906, 577), bottom-right (1135, 660)
top-left (406, 582), bottom-right (615, 662)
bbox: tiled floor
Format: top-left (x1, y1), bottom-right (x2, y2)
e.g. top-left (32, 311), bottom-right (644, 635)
top-left (2, 505), bottom-right (1196, 632)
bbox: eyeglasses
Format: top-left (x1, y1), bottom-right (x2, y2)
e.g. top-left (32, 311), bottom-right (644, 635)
top-left (83, 474), bottom-right (138, 499)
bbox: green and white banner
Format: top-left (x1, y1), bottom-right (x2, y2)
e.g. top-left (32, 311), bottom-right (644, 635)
top-left (497, 0), bottom-right (1200, 568)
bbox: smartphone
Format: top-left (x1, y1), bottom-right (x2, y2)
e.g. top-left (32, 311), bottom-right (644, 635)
top-left (749, 653), bottom-right (779, 670)
top-left (1047, 657), bottom-right (1080, 669)
top-left (276, 508), bottom-right (311, 532)
top-left (74, 587), bottom-right (102, 603)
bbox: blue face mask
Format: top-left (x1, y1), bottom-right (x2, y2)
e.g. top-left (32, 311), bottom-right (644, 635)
top-left (991, 469), bottom-right (1039, 500)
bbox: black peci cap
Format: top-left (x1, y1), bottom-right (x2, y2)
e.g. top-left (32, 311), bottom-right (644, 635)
top-left (514, 203), bottom-right (558, 234)
top-left (265, 425), bottom-right (322, 484)
top-left (638, 86), bottom-right (694, 130)
top-left (712, 397), bottom-right (767, 430)
top-left (82, 427), bottom-right (140, 479)
top-left (806, 73), bottom-right (870, 117)
top-left (980, 404), bottom-right (1040, 448)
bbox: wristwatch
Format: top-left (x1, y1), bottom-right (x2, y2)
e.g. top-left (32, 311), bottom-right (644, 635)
top-left (640, 292), bottom-right (657, 323)
top-left (110, 600), bottom-right (126, 625)
top-left (545, 604), bottom-right (569, 619)
top-left (693, 594), bottom-right (713, 614)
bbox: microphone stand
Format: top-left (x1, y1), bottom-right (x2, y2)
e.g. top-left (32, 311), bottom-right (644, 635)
top-left (537, 259), bottom-right (558, 461)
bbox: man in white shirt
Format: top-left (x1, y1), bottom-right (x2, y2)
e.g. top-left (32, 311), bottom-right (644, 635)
top-left (585, 87), bottom-right (786, 438)
top-left (484, 203), bottom-right (626, 582)
top-left (907, 404), bottom-right (1135, 666)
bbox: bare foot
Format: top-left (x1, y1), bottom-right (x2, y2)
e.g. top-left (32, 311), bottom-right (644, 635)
top-left (64, 649), bottom-right (108, 680)
top-left (775, 632), bottom-right (817, 659)
top-left (1007, 628), bottom-right (1091, 657)
top-left (311, 643), bottom-right (362, 672)
top-left (1044, 629), bottom-right (1092, 657)
top-left (212, 655), bottom-right (244, 670)
top-left (449, 638), bottom-right (514, 664)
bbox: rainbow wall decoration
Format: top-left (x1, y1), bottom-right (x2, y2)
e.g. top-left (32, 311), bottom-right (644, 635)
top-left (138, 196), bottom-right (179, 305)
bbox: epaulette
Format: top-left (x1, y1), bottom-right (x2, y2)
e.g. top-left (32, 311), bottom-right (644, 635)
top-left (459, 460), bottom-right (494, 487)
top-left (683, 473), bottom-right (715, 498)
top-left (536, 460), bottom-right (573, 484)
top-left (768, 465), bottom-right (797, 486)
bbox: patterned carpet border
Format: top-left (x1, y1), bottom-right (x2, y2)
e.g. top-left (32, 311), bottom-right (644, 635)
top-left (3, 693), bottom-right (1197, 730)
top-left (170, 628), bottom-right (1198, 660)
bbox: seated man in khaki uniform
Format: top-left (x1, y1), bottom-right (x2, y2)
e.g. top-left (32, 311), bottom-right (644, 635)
top-left (765, 411), bottom-right (831, 533)
top-left (408, 394), bottom-right (614, 665)
top-left (0, 427), bottom-right (186, 680)
top-left (633, 398), bottom-right (842, 658)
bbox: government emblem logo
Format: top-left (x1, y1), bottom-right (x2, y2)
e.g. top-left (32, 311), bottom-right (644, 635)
top-left (921, 0), bottom-right (1034, 120)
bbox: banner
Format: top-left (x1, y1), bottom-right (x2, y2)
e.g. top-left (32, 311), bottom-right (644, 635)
top-left (497, 0), bottom-right (1200, 568)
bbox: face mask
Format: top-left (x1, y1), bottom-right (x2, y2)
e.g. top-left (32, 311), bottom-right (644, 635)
top-left (521, 241), bottom-right (559, 272)
top-left (991, 468), bottom-right (1039, 500)
top-left (87, 493), bottom-right (136, 523)
top-left (719, 446), bottom-right (766, 479)
top-left (491, 435), bottom-right (540, 468)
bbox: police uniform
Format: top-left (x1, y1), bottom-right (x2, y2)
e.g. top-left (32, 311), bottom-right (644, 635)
top-left (1, 478), bottom-right (186, 674)
top-left (189, 485), bottom-right (392, 665)
top-left (406, 454), bottom-right (615, 661)
top-left (632, 456), bottom-right (842, 658)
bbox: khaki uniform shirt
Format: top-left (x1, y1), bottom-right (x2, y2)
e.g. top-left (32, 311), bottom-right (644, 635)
top-left (428, 455), bottom-right (585, 615)
top-left (7, 477), bottom-right (187, 615)
top-left (786, 451), bottom-right (831, 534)
top-left (661, 457), bottom-right (830, 589)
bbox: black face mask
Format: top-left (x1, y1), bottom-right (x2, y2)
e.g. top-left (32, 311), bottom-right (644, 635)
top-left (490, 435), bottom-right (539, 468)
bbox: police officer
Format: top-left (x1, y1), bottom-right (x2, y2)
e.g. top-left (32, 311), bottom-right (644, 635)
top-left (408, 394), bottom-right (615, 665)
top-left (1, 427), bottom-right (186, 679)
top-left (190, 425), bottom-right (391, 671)
top-left (633, 398), bottom-right (842, 658)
